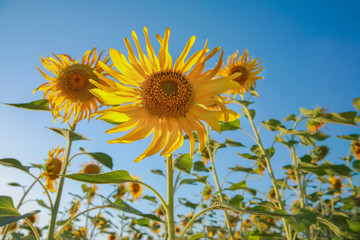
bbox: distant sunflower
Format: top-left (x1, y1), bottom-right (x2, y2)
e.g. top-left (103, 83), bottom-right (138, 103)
top-left (90, 27), bottom-right (240, 162)
top-left (151, 221), bottom-right (161, 234)
top-left (41, 146), bottom-right (65, 192)
top-left (81, 161), bottom-right (101, 174)
top-left (307, 107), bottom-right (327, 132)
top-left (218, 49), bottom-right (264, 97)
top-left (129, 175), bottom-right (143, 200)
top-left (352, 139), bottom-right (360, 160)
top-left (175, 226), bottom-right (181, 235)
top-left (35, 47), bottom-right (111, 123)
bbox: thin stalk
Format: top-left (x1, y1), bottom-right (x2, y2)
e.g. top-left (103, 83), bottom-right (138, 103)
top-left (206, 143), bottom-right (234, 240)
top-left (47, 124), bottom-right (76, 240)
top-left (54, 205), bottom-right (106, 240)
top-left (242, 106), bottom-right (292, 240)
top-left (24, 218), bottom-right (40, 240)
top-left (166, 155), bottom-right (175, 240)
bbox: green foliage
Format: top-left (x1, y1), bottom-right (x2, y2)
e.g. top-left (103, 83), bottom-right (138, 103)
top-left (3, 99), bottom-right (50, 111)
top-left (47, 127), bottom-right (89, 141)
top-left (64, 170), bottom-right (136, 184)
top-left (174, 153), bottom-right (193, 173)
top-left (0, 196), bottom-right (40, 227)
top-left (285, 209), bottom-right (316, 233)
top-left (81, 151), bottom-right (113, 169)
top-left (220, 119), bottom-right (241, 131)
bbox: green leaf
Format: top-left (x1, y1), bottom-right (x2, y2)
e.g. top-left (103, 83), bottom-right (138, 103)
top-left (0, 196), bottom-right (40, 227)
top-left (220, 119), bottom-right (240, 131)
top-left (179, 199), bottom-right (198, 209)
top-left (262, 119), bottom-right (286, 132)
top-left (243, 108), bottom-right (256, 120)
top-left (0, 158), bottom-right (30, 172)
top-left (174, 153), bottom-right (193, 174)
top-left (347, 219), bottom-right (360, 232)
top-left (3, 99), bottom-right (50, 111)
top-left (317, 216), bottom-right (346, 237)
top-left (36, 199), bottom-right (50, 210)
top-left (321, 111), bottom-right (358, 125)
top-left (150, 169), bottom-right (165, 177)
top-left (225, 138), bottom-right (245, 147)
top-left (180, 176), bottom-right (208, 186)
top-left (64, 170), bottom-right (136, 184)
top-left (107, 198), bottom-right (161, 222)
top-left (285, 209), bottom-right (316, 233)
top-left (134, 218), bottom-right (150, 227)
top-left (84, 152), bottom-right (113, 169)
top-left (233, 100), bottom-right (254, 107)
top-left (237, 153), bottom-right (259, 161)
top-left (7, 183), bottom-right (22, 187)
top-left (337, 134), bottom-right (360, 141)
top-left (300, 108), bottom-right (316, 117)
top-left (188, 232), bottom-right (206, 240)
top-left (353, 161), bottom-right (360, 172)
top-left (229, 195), bottom-right (244, 207)
top-left (193, 161), bottom-right (209, 172)
top-left (47, 128), bottom-right (89, 141)
top-left (298, 161), bottom-right (351, 177)
top-left (143, 195), bottom-right (157, 203)
top-left (229, 165), bottom-right (255, 174)
top-left (227, 181), bottom-right (247, 191)
top-left (353, 97), bottom-right (360, 111)
top-left (284, 114), bottom-right (297, 122)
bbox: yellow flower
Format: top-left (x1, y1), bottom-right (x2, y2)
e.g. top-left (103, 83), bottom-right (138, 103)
top-left (352, 139), bottom-right (360, 160)
top-left (129, 175), bottom-right (143, 200)
top-left (202, 185), bottom-right (212, 201)
top-left (34, 47), bottom-right (111, 123)
top-left (151, 221), bottom-right (161, 234)
top-left (108, 233), bottom-right (117, 240)
top-left (155, 206), bottom-right (165, 218)
top-left (74, 227), bottom-right (86, 239)
top-left (116, 183), bottom-right (128, 199)
top-left (69, 200), bottom-right (81, 217)
top-left (81, 161), bottom-right (101, 174)
top-left (329, 175), bottom-right (343, 194)
top-left (218, 49), bottom-right (264, 97)
top-left (175, 226), bottom-right (181, 235)
top-left (307, 107), bottom-right (327, 132)
top-left (90, 27), bottom-right (240, 162)
top-left (24, 214), bottom-right (38, 226)
top-left (41, 146), bottom-right (65, 192)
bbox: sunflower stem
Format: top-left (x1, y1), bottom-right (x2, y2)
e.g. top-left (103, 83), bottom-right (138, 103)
top-left (47, 124), bottom-right (76, 240)
top-left (166, 155), bottom-right (175, 240)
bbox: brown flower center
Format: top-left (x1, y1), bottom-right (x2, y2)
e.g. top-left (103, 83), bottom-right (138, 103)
top-left (229, 66), bottom-right (249, 85)
top-left (57, 64), bottom-right (99, 102)
top-left (140, 69), bottom-right (194, 118)
top-left (46, 158), bottom-right (62, 179)
top-left (83, 164), bottom-right (101, 174)
top-left (131, 183), bottom-right (140, 193)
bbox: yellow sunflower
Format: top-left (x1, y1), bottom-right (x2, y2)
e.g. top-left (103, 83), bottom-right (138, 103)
top-left (90, 27), bottom-right (240, 162)
top-left (81, 161), bottom-right (101, 174)
top-left (40, 146), bottom-right (65, 192)
top-left (175, 226), bottom-right (181, 235)
top-left (151, 221), bottom-right (161, 234)
top-left (129, 175), bottom-right (143, 200)
top-left (34, 47), bottom-right (111, 123)
top-left (218, 49), bottom-right (264, 97)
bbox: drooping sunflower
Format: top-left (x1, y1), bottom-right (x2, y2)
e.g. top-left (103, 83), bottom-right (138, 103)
top-left (90, 27), bottom-right (240, 162)
top-left (151, 221), bottom-right (161, 234)
top-left (34, 47), bottom-right (111, 123)
top-left (40, 146), bottom-right (65, 192)
top-left (81, 161), bottom-right (101, 174)
top-left (218, 49), bottom-right (264, 97)
top-left (129, 175), bottom-right (143, 200)
top-left (306, 107), bottom-right (327, 132)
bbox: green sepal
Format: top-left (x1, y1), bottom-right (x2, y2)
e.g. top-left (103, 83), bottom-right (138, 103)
top-left (47, 127), bottom-right (89, 141)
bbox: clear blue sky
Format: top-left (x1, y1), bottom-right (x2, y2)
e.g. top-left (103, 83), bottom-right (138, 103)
top-left (1, 0), bottom-right (359, 229)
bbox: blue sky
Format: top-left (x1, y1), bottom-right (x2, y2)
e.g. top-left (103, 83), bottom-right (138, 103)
top-left (0, 0), bottom-right (359, 230)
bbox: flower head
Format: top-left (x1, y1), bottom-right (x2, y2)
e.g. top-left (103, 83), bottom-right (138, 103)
top-left (91, 27), bottom-right (240, 162)
top-left (218, 49), bottom-right (264, 97)
top-left (129, 175), bottom-right (143, 200)
top-left (329, 175), bottom-right (343, 194)
top-left (307, 107), bottom-right (327, 132)
top-left (41, 146), bottom-right (65, 192)
top-left (175, 226), bottom-right (181, 235)
top-left (69, 200), bottom-right (81, 217)
top-left (116, 183), bottom-right (128, 199)
top-left (352, 139), bottom-right (360, 160)
top-left (81, 161), bottom-right (101, 174)
top-left (35, 48), bottom-right (111, 123)
top-left (151, 221), bottom-right (161, 234)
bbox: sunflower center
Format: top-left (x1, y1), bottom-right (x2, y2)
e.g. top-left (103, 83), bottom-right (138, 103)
top-left (229, 66), bottom-right (249, 85)
top-left (84, 164), bottom-right (101, 174)
top-left (47, 158), bottom-right (62, 179)
top-left (132, 183), bottom-right (140, 193)
top-left (57, 64), bottom-right (99, 102)
top-left (140, 69), bottom-right (194, 118)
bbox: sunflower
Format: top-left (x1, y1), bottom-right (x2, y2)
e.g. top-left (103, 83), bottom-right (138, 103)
top-left (352, 139), bottom-right (360, 160)
top-left (116, 183), bottom-right (128, 199)
top-left (90, 27), bottom-right (240, 162)
top-left (329, 175), bottom-right (343, 194)
top-left (307, 107), bottom-right (327, 132)
top-left (129, 175), bottom-right (143, 200)
top-left (175, 226), bottom-right (181, 235)
top-left (81, 161), bottom-right (101, 174)
top-left (69, 200), bottom-right (81, 217)
top-left (34, 47), bottom-right (111, 123)
top-left (151, 221), bottom-right (161, 234)
top-left (218, 49), bottom-right (264, 97)
top-left (40, 146), bottom-right (65, 192)
top-left (108, 233), bottom-right (117, 240)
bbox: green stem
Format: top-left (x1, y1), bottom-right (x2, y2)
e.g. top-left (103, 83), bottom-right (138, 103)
top-left (47, 124), bottom-right (76, 240)
top-left (242, 106), bottom-right (292, 240)
top-left (54, 205), bottom-right (106, 239)
top-left (24, 218), bottom-right (40, 240)
top-left (166, 155), bottom-right (175, 240)
top-left (206, 142), bottom-right (234, 240)
top-left (140, 182), bottom-right (167, 210)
